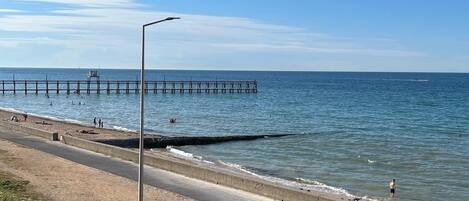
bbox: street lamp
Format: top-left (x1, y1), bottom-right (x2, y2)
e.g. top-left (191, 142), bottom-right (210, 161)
top-left (139, 16), bottom-right (180, 201)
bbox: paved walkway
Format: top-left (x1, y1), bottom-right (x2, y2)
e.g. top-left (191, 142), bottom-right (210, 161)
top-left (0, 129), bottom-right (272, 201)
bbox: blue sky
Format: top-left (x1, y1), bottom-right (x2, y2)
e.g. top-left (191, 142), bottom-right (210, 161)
top-left (0, 0), bottom-right (468, 72)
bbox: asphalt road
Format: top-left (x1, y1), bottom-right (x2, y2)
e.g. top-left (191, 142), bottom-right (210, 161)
top-left (0, 129), bottom-right (272, 201)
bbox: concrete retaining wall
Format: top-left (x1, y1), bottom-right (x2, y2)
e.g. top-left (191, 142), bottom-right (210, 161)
top-left (0, 121), bottom-right (343, 201)
top-left (0, 120), bottom-right (58, 141)
top-left (95, 134), bottom-right (293, 148)
top-left (60, 135), bottom-right (139, 163)
top-left (61, 135), bottom-right (342, 201)
top-left (144, 153), bottom-right (340, 201)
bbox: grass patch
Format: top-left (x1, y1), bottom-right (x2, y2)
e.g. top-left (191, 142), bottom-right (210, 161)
top-left (0, 172), bottom-right (49, 201)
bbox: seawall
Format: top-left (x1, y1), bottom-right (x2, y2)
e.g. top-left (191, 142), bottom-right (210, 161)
top-left (95, 134), bottom-right (292, 148)
top-left (0, 119), bottom-right (344, 201)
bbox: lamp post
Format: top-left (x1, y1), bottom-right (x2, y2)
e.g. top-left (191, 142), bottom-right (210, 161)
top-left (139, 17), bottom-right (180, 201)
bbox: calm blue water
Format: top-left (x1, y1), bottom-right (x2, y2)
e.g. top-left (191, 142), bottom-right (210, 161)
top-left (1, 68), bottom-right (468, 201)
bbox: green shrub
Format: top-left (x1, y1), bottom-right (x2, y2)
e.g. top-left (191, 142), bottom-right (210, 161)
top-left (0, 176), bottom-right (48, 201)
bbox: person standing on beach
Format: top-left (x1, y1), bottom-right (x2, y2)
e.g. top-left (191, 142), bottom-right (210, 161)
top-left (93, 117), bottom-right (97, 127)
top-left (389, 179), bottom-right (396, 198)
top-left (98, 118), bottom-right (102, 128)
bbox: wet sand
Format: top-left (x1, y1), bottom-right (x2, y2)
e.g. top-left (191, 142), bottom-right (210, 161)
top-left (0, 108), bottom-right (143, 140)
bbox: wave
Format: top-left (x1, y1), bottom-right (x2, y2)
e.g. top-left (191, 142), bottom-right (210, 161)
top-left (0, 106), bottom-right (92, 127)
top-left (217, 160), bottom-right (377, 201)
top-left (2, 105), bottom-right (155, 133)
top-left (26, 112), bottom-right (92, 127)
top-left (165, 146), bottom-right (214, 164)
top-left (63, 118), bottom-right (86, 125)
top-left (112, 126), bottom-right (136, 132)
top-left (381, 78), bottom-right (429, 82)
top-left (295, 178), bottom-right (378, 201)
top-left (30, 113), bottom-right (61, 121)
top-left (340, 78), bottom-right (430, 82)
top-left (0, 106), bottom-right (26, 114)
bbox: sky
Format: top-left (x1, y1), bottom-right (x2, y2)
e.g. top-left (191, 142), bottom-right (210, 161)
top-left (0, 0), bottom-right (468, 72)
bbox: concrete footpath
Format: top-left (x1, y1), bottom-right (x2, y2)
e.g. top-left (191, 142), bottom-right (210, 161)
top-left (0, 129), bottom-right (273, 201)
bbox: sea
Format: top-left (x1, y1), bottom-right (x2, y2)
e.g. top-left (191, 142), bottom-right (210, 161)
top-left (0, 68), bottom-right (468, 201)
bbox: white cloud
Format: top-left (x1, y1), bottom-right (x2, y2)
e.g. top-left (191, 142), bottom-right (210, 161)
top-left (0, 37), bottom-right (62, 47)
top-left (210, 43), bottom-right (425, 57)
top-left (0, 9), bottom-right (24, 13)
top-left (18, 0), bottom-right (139, 8)
top-left (0, 0), bottom-right (427, 70)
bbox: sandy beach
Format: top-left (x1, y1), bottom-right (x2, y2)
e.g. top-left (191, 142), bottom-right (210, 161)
top-left (0, 108), bottom-right (142, 140)
top-left (0, 107), bottom-right (196, 201)
top-left (0, 109), bottom-right (205, 201)
top-left (0, 108), bottom-right (213, 172)
top-left (0, 138), bottom-right (193, 201)
top-left (0, 108), bottom-right (346, 201)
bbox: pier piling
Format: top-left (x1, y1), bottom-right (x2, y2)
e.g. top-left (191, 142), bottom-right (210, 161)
top-left (0, 80), bottom-right (257, 95)
top-left (117, 82), bottom-right (120, 94)
top-left (97, 80), bottom-right (100, 94)
top-left (67, 81), bottom-right (70, 94)
top-left (86, 80), bottom-right (90, 94)
top-left (45, 80), bottom-right (49, 95)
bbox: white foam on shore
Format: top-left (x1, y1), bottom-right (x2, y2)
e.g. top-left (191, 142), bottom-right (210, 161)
top-left (0, 106), bottom-right (26, 114)
top-left (2, 106), bottom-right (150, 134)
top-left (28, 112), bottom-right (91, 126)
top-left (0, 106), bottom-right (92, 127)
top-left (30, 113), bottom-right (61, 121)
top-left (217, 160), bottom-right (377, 201)
top-left (112, 126), bottom-right (136, 132)
top-left (63, 118), bottom-right (85, 125)
top-left (165, 146), bottom-right (214, 164)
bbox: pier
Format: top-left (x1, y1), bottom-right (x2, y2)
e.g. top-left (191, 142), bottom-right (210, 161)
top-left (0, 80), bottom-right (257, 94)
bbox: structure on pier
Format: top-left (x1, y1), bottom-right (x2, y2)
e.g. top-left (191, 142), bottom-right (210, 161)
top-left (0, 79), bottom-right (257, 95)
top-left (87, 70), bottom-right (100, 81)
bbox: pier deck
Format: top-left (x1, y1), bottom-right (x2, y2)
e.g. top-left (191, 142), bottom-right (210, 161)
top-left (0, 80), bottom-right (257, 94)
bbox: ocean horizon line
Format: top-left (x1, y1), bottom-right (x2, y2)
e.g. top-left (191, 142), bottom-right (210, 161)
top-left (0, 66), bottom-right (468, 74)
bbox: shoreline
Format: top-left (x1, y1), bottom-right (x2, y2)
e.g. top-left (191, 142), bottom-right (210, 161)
top-left (0, 106), bottom-right (141, 141)
top-left (0, 107), bottom-right (361, 201)
top-left (0, 106), bottom-right (292, 148)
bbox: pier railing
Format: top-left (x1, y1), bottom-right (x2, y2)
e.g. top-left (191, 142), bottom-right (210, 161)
top-left (0, 80), bottom-right (257, 94)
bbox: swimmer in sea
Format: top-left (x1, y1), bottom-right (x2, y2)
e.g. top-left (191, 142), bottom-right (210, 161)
top-left (389, 179), bottom-right (396, 198)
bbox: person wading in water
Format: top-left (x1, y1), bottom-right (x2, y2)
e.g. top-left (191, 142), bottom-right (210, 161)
top-left (389, 179), bottom-right (396, 198)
